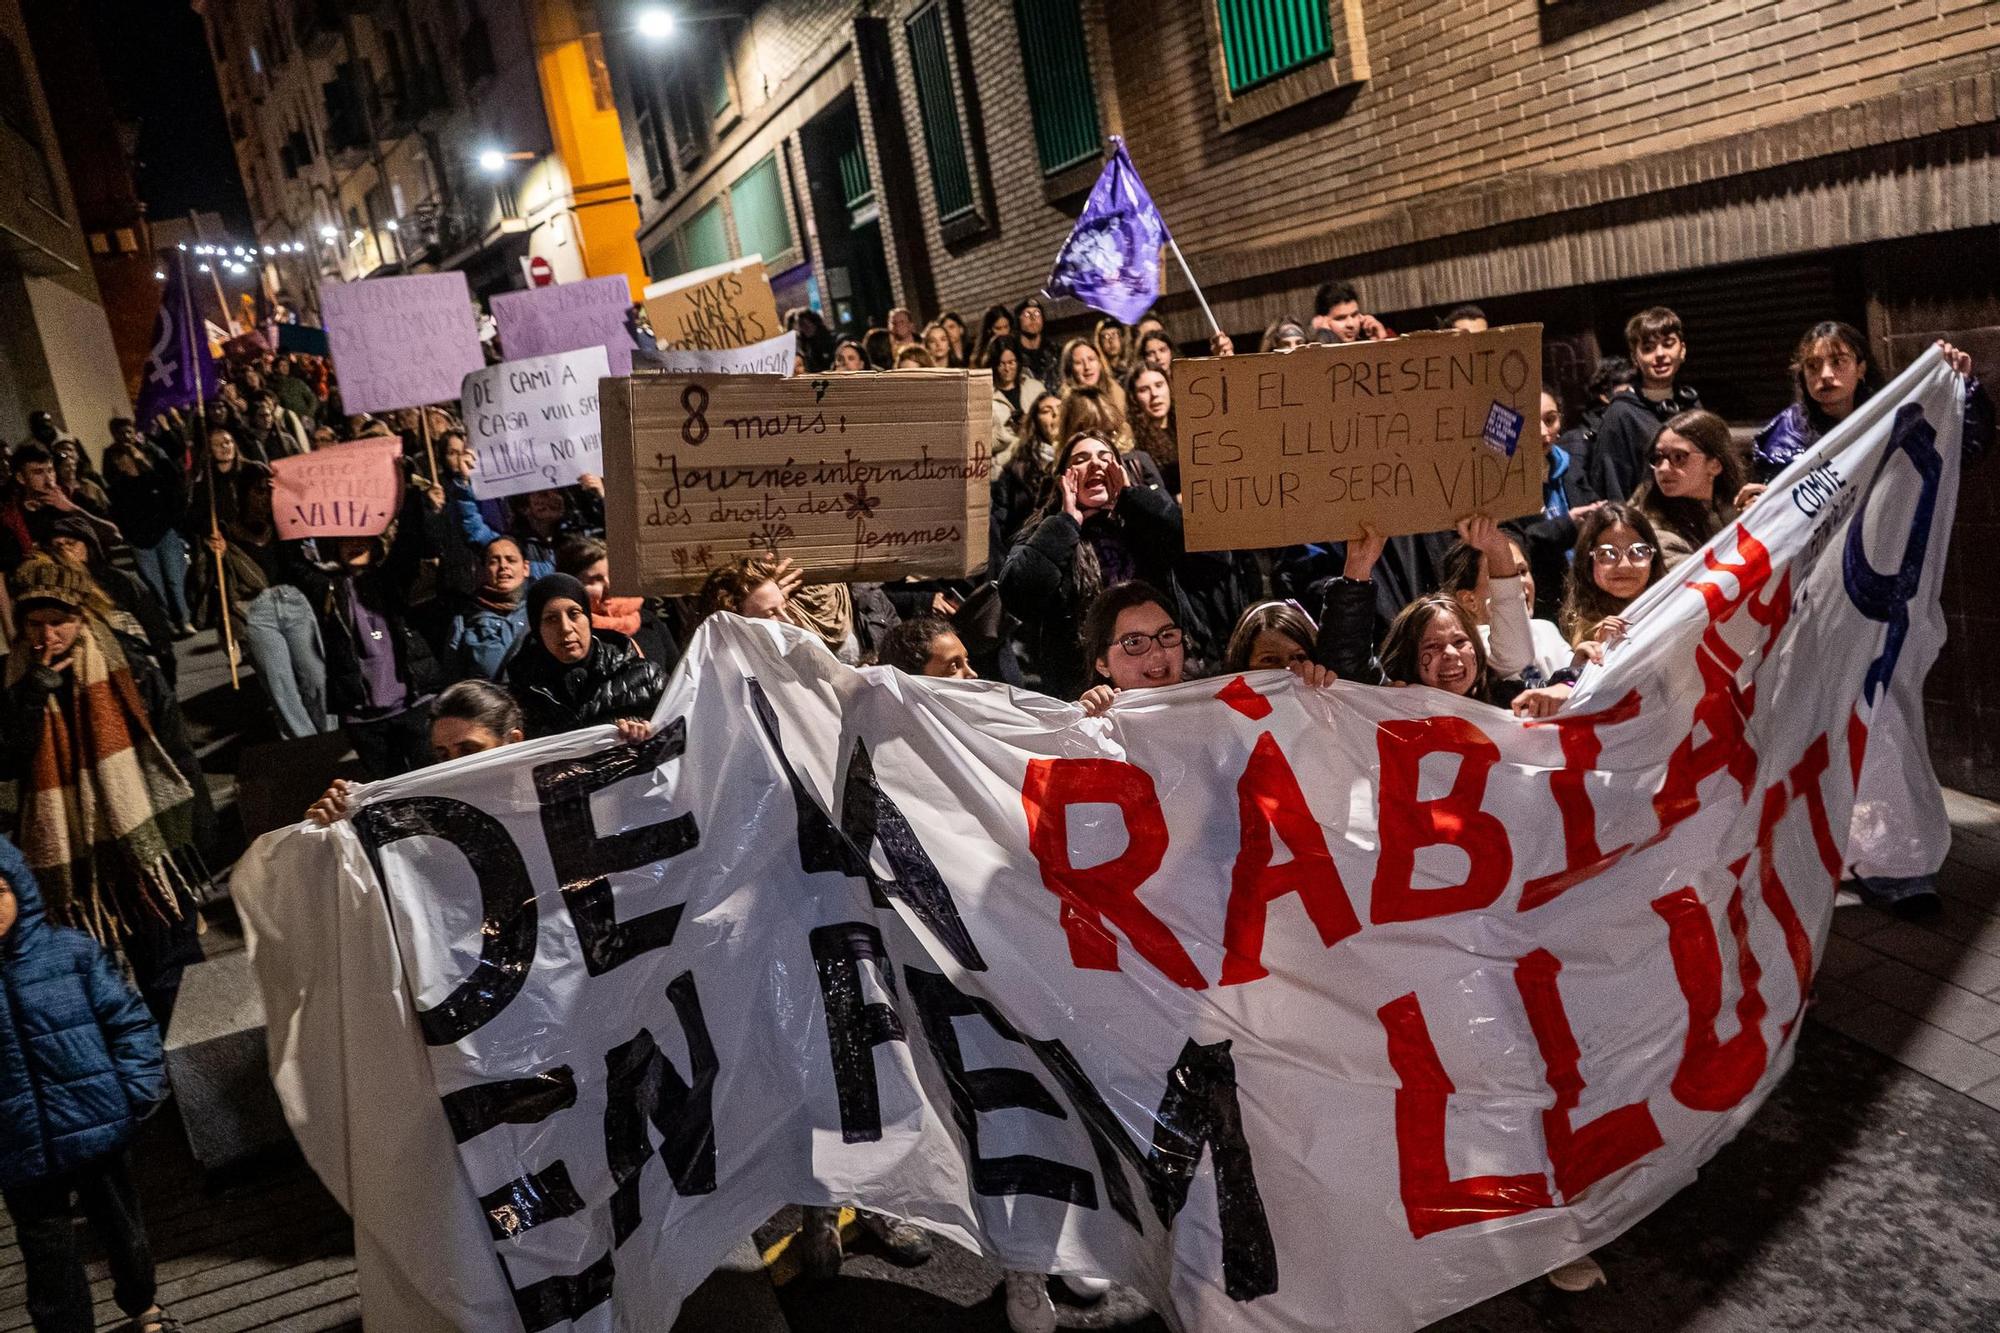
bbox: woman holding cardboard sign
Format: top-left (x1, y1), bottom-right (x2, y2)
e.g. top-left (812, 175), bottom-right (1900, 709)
top-left (999, 432), bottom-right (1226, 699)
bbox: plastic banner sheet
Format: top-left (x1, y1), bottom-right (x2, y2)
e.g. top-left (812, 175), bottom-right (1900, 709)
top-left (236, 353), bottom-right (1965, 1332)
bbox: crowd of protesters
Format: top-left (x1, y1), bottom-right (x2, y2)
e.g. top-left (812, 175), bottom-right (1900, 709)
top-left (0, 275), bottom-right (1989, 1333)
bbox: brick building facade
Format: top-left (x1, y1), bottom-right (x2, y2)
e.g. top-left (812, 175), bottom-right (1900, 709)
top-left (609, 0), bottom-right (2000, 793)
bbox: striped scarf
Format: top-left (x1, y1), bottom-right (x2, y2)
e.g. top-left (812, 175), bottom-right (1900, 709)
top-left (5, 617), bottom-right (197, 943)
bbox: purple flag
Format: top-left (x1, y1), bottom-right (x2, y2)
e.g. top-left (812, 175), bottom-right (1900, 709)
top-left (137, 262), bottom-right (219, 425)
top-left (1042, 137), bottom-right (1169, 324)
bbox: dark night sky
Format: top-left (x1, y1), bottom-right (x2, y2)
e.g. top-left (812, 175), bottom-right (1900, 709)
top-left (87, 0), bottom-right (250, 230)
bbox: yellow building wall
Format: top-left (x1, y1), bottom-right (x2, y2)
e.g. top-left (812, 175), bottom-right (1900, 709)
top-left (534, 6), bottom-right (646, 298)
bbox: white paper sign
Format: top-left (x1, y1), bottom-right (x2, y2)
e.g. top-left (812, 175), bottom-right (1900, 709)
top-left (461, 346), bottom-right (610, 499)
top-left (652, 328), bottom-right (796, 376)
top-left (491, 277), bottom-right (636, 378)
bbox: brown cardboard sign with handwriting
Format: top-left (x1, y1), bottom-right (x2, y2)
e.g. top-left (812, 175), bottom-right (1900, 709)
top-left (602, 369), bottom-right (992, 594)
top-left (641, 256), bottom-right (783, 353)
top-left (1174, 325), bottom-right (1545, 548)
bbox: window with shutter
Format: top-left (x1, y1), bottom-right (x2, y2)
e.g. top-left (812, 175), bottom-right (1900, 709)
top-left (678, 200), bottom-right (730, 273)
top-left (1014, 0), bottom-right (1101, 176)
top-left (904, 3), bottom-right (974, 221)
top-left (729, 154), bottom-right (792, 264)
top-left (1216, 0), bottom-right (1334, 94)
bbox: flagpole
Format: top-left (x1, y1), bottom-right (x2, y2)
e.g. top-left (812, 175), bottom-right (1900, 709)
top-left (182, 249), bottom-right (241, 691)
top-left (190, 211), bottom-right (237, 337)
top-left (1164, 236), bottom-right (1223, 342)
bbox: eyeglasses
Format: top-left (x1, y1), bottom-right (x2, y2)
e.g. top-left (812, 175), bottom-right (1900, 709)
top-left (1590, 543), bottom-right (1656, 566)
top-left (1650, 447), bottom-right (1699, 469)
top-left (1115, 626), bottom-right (1184, 656)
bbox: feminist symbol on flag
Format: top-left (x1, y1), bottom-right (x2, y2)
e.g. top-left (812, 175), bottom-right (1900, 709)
top-left (145, 311), bottom-right (180, 389)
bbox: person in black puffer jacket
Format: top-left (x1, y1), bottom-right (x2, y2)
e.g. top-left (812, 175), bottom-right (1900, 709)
top-left (998, 431), bottom-right (1227, 698)
top-left (506, 574), bottom-right (666, 738)
top-left (0, 832), bottom-right (182, 1333)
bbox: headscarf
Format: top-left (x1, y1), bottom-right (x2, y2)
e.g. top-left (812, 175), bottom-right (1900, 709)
top-left (525, 573), bottom-right (590, 632)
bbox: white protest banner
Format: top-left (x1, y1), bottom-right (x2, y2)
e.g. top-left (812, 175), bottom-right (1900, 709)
top-left (237, 352), bottom-right (1966, 1333)
top-left (652, 328), bottom-right (796, 376)
top-left (319, 273), bottom-right (487, 415)
top-left (461, 347), bottom-right (611, 499)
top-left (491, 276), bottom-right (637, 378)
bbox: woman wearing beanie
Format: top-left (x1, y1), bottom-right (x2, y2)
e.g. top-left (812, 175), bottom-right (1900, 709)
top-left (1, 556), bottom-right (208, 1026)
top-left (505, 574), bottom-right (666, 737)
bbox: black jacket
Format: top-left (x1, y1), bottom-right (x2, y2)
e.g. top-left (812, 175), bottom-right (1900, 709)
top-left (1586, 385), bottom-right (1700, 504)
top-left (989, 454), bottom-right (1050, 561)
top-left (105, 443), bottom-right (187, 550)
top-left (507, 628), bottom-right (667, 738)
top-left (998, 467), bottom-right (1228, 699)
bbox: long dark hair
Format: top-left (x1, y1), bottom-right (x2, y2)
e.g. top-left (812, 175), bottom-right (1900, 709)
top-left (1790, 320), bottom-right (1876, 407)
top-left (1559, 502), bottom-right (1666, 644)
top-left (1633, 409), bottom-right (1744, 552)
top-left (1378, 596), bottom-right (1496, 702)
top-left (983, 335), bottom-right (1022, 390)
top-left (1005, 389), bottom-right (1063, 498)
top-left (973, 303), bottom-right (1013, 364)
top-left (1124, 363), bottom-right (1176, 477)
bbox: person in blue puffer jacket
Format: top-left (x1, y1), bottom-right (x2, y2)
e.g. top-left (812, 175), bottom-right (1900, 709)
top-left (0, 833), bottom-right (179, 1333)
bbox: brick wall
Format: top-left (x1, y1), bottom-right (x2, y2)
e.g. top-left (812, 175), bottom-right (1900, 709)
top-left (871, 0), bottom-right (1999, 327)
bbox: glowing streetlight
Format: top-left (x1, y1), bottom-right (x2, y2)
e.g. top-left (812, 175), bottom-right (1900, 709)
top-left (635, 6), bottom-right (675, 40)
top-left (197, 263), bottom-right (211, 273)
top-left (477, 148), bottom-right (507, 173)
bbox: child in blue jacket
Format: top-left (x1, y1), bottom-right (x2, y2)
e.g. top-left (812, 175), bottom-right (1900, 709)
top-left (0, 833), bottom-right (178, 1333)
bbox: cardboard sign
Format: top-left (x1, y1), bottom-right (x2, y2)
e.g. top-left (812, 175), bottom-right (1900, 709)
top-left (269, 437), bottom-right (404, 539)
top-left (602, 368), bottom-right (991, 593)
top-left (641, 255), bottom-right (781, 352)
top-left (490, 276), bottom-right (636, 377)
top-left (1175, 324), bottom-right (1546, 548)
top-left (653, 328), bottom-right (796, 376)
top-left (460, 347), bottom-right (610, 500)
top-left (318, 273), bottom-right (486, 415)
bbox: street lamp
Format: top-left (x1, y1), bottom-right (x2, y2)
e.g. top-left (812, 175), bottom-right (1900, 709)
top-left (478, 148), bottom-right (508, 173)
top-left (635, 5), bottom-right (675, 40)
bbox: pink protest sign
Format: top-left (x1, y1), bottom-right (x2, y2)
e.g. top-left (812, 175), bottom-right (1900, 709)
top-left (271, 437), bottom-right (405, 539)
top-left (490, 276), bottom-right (635, 377)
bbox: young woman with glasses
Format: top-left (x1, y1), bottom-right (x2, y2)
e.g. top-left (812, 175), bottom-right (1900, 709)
top-left (1557, 502), bottom-right (1667, 652)
top-left (1077, 582), bottom-right (1186, 716)
top-left (998, 432), bottom-right (1225, 699)
top-left (1632, 409), bottom-right (1744, 569)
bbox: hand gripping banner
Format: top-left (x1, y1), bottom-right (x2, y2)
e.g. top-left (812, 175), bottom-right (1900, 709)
top-left (235, 352), bottom-right (1966, 1332)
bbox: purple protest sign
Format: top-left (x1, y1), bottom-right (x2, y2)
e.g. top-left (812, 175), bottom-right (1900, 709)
top-left (318, 273), bottom-right (486, 414)
top-left (490, 276), bottom-right (636, 377)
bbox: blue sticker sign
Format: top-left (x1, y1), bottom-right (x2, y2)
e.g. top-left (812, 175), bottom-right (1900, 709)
top-left (1482, 400), bottom-right (1524, 458)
